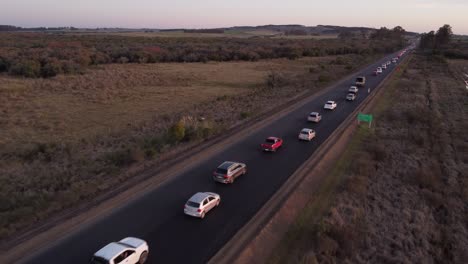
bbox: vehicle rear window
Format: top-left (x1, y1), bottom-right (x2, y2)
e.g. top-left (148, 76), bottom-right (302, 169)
top-left (265, 138), bottom-right (275, 143)
top-left (356, 78), bottom-right (364, 82)
top-left (216, 168), bottom-right (228, 174)
top-left (301, 131), bottom-right (309, 135)
top-left (90, 257), bottom-right (109, 264)
top-left (186, 201), bottom-right (200, 208)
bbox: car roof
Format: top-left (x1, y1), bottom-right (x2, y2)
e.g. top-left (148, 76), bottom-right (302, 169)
top-left (188, 192), bottom-right (211, 203)
top-left (309, 112), bottom-right (319, 115)
top-left (119, 237), bottom-right (145, 249)
top-left (267, 136), bottom-right (279, 140)
top-left (301, 128), bottom-right (313, 132)
top-left (326, 101), bottom-right (335, 104)
top-left (94, 242), bottom-right (127, 261)
top-left (218, 161), bottom-right (236, 169)
top-left (347, 93), bottom-right (355, 96)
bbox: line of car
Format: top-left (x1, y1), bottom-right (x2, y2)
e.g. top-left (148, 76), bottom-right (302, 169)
top-left (89, 51), bottom-right (407, 264)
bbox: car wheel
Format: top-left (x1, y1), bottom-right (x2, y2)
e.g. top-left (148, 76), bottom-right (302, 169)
top-left (201, 212), bottom-right (205, 219)
top-left (138, 251), bottom-right (148, 264)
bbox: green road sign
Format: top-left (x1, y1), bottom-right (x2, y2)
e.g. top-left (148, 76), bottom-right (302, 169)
top-left (357, 113), bottom-right (373, 122)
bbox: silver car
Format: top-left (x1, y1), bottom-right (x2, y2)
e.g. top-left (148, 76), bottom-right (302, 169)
top-left (184, 192), bottom-right (221, 219)
top-left (307, 112), bottom-right (322, 123)
top-left (212, 161), bottom-right (247, 184)
top-left (346, 93), bottom-right (356, 101)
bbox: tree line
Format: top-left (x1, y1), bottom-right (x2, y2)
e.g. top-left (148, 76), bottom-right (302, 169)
top-left (419, 24), bottom-right (468, 59)
top-left (419, 24), bottom-right (453, 50)
top-left (0, 32), bottom-right (407, 78)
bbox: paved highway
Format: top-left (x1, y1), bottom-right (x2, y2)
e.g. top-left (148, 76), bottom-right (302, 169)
top-left (22, 50), bottom-right (408, 264)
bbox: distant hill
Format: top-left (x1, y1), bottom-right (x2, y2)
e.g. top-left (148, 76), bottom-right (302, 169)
top-left (0, 24), bottom-right (418, 36)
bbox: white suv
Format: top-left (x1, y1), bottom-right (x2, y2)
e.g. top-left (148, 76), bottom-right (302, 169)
top-left (348, 86), bottom-right (358, 94)
top-left (298, 128), bottom-right (316, 141)
top-left (90, 237), bottom-right (149, 264)
top-left (307, 112), bottom-right (322, 123)
top-left (324, 101), bottom-right (337, 110)
top-left (213, 161), bottom-right (247, 184)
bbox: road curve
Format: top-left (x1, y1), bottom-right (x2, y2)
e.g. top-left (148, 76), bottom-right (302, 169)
top-left (22, 50), bottom-right (408, 264)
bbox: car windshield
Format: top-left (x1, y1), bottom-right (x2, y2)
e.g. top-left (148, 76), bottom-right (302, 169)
top-left (186, 201), bottom-right (200, 208)
top-left (301, 131), bottom-right (309, 135)
top-left (90, 257), bottom-right (109, 264)
top-left (215, 168), bottom-right (228, 174)
top-left (310, 113), bottom-right (317, 117)
top-left (265, 138), bottom-right (275, 143)
top-left (356, 78), bottom-right (364, 82)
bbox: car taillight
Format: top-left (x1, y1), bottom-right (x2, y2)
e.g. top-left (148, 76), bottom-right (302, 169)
top-left (223, 175), bottom-right (229, 179)
top-left (197, 209), bottom-right (202, 212)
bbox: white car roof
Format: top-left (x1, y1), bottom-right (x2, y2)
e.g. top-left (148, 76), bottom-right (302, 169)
top-left (301, 128), bottom-right (313, 132)
top-left (309, 112), bottom-right (319, 115)
top-left (94, 237), bottom-right (145, 260)
top-left (326, 101), bottom-right (335, 104)
top-left (350, 86), bottom-right (357, 88)
top-left (189, 192), bottom-right (212, 203)
top-left (119, 237), bottom-right (146, 249)
top-left (94, 242), bottom-right (127, 261)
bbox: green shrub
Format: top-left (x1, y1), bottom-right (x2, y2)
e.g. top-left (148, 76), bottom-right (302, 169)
top-left (240, 111), bottom-right (252, 119)
top-left (41, 59), bottom-right (63, 78)
top-left (318, 75), bottom-right (330, 83)
top-left (9, 60), bottom-right (41, 78)
top-left (168, 121), bottom-right (185, 143)
top-left (106, 148), bottom-right (144, 167)
top-left (266, 71), bottom-right (288, 89)
top-left (0, 56), bottom-right (10, 72)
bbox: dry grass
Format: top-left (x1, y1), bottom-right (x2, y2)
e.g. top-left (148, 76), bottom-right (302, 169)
top-left (0, 58), bottom-right (324, 146)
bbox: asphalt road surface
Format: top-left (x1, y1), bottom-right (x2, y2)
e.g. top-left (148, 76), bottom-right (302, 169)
top-left (23, 50), bottom-right (409, 264)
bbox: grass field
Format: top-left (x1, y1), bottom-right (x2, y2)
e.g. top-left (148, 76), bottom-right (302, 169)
top-left (75, 30), bottom-right (338, 39)
top-left (1, 57), bottom-right (333, 146)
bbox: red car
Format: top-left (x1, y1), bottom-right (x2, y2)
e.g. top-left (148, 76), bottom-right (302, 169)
top-left (261, 137), bottom-right (283, 152)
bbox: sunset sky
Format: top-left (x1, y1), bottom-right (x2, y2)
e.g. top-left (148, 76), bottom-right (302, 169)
top-left (2, 0), bottom-right (467, 34)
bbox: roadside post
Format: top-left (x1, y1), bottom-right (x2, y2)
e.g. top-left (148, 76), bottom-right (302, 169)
top-left (357, 113), bottom-right (373, 128)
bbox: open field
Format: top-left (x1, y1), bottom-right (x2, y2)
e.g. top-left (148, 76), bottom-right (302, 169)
top-left (270, 53), bottom-right (468, 263)
top-left (0, 52), bottom-right (380, 241)
top-left (82, 30), bottom-right (338, 39)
